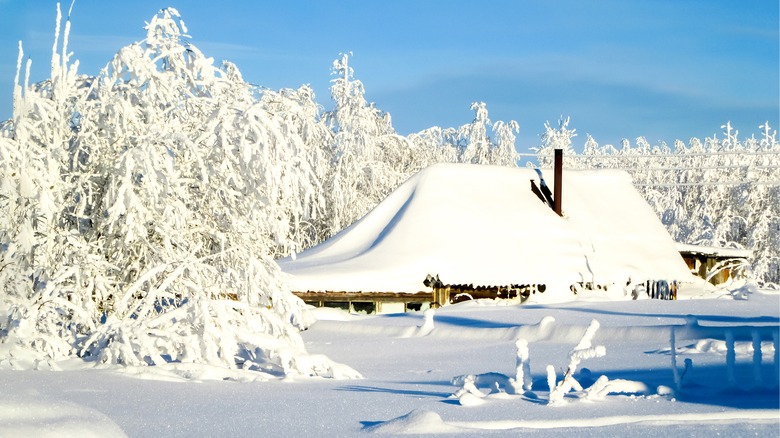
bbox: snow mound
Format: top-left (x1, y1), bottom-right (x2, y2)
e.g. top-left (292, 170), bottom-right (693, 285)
top-left (366, 409), bottom-right (461, 434)
top-left (279, 163), bottom-right (695, 299)
top-left (0, 399), bottom-right (127, 438)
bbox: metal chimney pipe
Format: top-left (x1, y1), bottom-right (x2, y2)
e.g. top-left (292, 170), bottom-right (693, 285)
top-left (553, 148), bottom-right (563, 216)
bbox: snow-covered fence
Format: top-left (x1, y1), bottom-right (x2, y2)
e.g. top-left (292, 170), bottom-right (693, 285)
top-left (444, 315), bottom-right (778, 407)
top-left (629, 280), bottom-right (678, 300)
top-left (670, 319), bottom-right (779, 391)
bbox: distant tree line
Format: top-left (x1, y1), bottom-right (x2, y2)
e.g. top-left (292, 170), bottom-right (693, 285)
top-left (535, 119), bottom-right (779, 288)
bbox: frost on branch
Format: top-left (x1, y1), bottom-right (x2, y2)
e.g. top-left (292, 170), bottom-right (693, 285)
top-left (548, 319), bottom-right (606, 405)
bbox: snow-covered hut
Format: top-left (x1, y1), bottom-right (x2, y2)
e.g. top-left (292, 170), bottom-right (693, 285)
top-left (278, 163), bottom-right (699, 311)
top-left (677, 243), bottom-right (753, 285)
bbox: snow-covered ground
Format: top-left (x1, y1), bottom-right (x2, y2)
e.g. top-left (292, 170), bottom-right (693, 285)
top-left (2, 291), bottom-right (778, 436)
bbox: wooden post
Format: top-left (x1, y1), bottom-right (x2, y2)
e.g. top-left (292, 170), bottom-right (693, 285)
top-left (554, 148), bottom-right (563, 216)
top-left (432, 285), bottom-right (450, 308)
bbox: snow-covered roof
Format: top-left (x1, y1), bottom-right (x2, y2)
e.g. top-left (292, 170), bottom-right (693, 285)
top-left (676, 243), bottom-right (753, 259)
top-left (278, 163), bottom-right (695, 297)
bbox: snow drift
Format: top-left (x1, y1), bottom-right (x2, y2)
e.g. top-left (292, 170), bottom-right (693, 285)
top-left (278, 163), bottom-right (696, 299)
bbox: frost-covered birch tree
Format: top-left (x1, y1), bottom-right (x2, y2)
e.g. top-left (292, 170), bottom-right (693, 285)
top-left (325, 54), bottom-right (396, 233)
top-left (1, 5), bottom-right (527, 373)
top-left (534, 116), bottom-right (577, 168)
top-left (532, 119), bottom-right (779, 287)
top-left (0, 6), bottom-right (358, 378)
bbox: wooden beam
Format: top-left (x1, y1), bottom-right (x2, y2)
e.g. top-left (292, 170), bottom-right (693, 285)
top-left (292, 291), bottom-right (433, 303)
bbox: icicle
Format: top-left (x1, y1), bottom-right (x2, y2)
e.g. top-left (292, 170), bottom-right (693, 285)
top-left (752, 329), bottom-right (763, 387)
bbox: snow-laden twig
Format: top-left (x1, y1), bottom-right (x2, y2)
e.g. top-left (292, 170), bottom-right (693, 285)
top-left (452, 375), bottom-right (486, 398)
top-left (548, 319), bottom-right (606, 405)
top-left (582, 375), bottom-right (652, 401)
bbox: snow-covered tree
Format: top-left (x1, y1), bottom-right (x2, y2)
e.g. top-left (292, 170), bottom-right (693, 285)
top-left (322, 54), bottom-right (524, 236)
top-left (1, 4), bottom-right (528, 374)
top-left (533, 119), bottom-right (779, 287)
top-left (535, 116), bottom-right (577, 168)
top-left (459, 102), bottom-right (492, 164)
top-left (324, 53), bottom-right (401, 234)
top-left (0, 6), bottom-right (358, 378)
top-left (452, 102), bottom-right (520, 166)
top-left (259, 85), bottom-right (333, 251)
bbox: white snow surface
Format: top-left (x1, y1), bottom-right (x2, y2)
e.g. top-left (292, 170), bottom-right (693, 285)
top-left (1, 292), bottom-right (778, 436)
top-left (278, 163), bottom-right (696, 297)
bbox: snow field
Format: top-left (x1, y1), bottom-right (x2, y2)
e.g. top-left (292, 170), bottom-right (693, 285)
top-left (0, 292), bottom-right (777, 436)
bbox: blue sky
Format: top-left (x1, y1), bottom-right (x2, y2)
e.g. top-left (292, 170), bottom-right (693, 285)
top-left (0, 0), bottom-right (777, 152)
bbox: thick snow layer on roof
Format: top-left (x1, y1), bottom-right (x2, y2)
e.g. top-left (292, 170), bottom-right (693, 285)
top-left (278, 163), bottom-right (695, 297)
